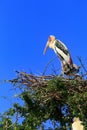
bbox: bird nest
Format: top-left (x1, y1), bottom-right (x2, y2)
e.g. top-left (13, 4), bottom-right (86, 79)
top-left (9, 71), bottom-right (87, 98)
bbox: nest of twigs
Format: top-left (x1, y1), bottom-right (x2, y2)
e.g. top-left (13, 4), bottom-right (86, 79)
top-left (8, 71), bottom-right (87, 102)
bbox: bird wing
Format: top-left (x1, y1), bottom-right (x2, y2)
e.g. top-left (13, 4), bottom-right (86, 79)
top-left (55, 40), bottom-right (69, 55)
top-left (54, 40), bottom-right (73, 64)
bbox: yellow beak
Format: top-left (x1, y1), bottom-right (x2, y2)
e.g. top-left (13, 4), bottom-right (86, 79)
top-left (43, 42), bottom-right (49, 54)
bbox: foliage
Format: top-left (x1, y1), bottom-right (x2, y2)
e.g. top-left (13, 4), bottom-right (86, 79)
top-left (0, 71), bottom-right (87, 130)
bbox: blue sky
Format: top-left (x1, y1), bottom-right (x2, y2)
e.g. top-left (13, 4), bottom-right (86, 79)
top-left (0, 0), bottom-right (87, 116)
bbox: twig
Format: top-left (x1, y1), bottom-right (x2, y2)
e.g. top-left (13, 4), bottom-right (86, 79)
top-left (42, 56), bottom-right (57, 75)
top-left (78, 57), bottom-right (87, 73)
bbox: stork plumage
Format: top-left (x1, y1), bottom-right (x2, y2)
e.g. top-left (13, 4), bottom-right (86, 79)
top-left (43, 35), bottom-right (79, 76)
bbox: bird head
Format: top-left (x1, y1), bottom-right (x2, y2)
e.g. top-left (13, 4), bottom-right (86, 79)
top-left (73, 117), bottom-right (80, 122)
top-left (43, 35), bottom-right (55, 54)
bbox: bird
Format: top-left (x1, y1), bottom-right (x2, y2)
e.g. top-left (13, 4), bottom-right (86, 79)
top-left (43, 35), bottom-right (79, 76)
top-left (72, 117), bottom-right (84, 130)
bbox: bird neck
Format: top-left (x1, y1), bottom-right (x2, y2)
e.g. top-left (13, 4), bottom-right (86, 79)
top-left (49, 40), bottom-right (55, 49)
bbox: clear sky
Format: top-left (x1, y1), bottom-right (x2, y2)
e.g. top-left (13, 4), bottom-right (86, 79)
top-left (0, 0), bottom-right (87, 114)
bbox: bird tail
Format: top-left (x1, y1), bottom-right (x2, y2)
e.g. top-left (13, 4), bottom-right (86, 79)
top-left (72, 64), bottom-right (80, 73)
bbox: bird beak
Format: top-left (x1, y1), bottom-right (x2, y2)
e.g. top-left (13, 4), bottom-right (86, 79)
top-left (43, 42), bottom-right (49, 54)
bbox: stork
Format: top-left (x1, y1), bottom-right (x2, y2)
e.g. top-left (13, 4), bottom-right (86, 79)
top-left (72, 117), bottom-right (84, 130)
top-left (43, 35), bottom-right (79, 76)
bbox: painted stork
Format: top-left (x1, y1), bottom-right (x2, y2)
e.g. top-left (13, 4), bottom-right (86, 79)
top-left (72, 117), bottom-right (84, 130)
top-left (43, 35), bottom-right (79, 76)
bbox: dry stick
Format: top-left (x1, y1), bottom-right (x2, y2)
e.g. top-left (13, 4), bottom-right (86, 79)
top-left (78, 57), bottom-right (87, 72)
top-left (42, 56), bottom-right (57, 75)
top-left (78, 57), bottom-right (87, 78)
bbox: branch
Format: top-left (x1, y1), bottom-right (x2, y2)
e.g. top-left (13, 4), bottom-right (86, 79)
top-left (42, 56), bottom-right (57, 75)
